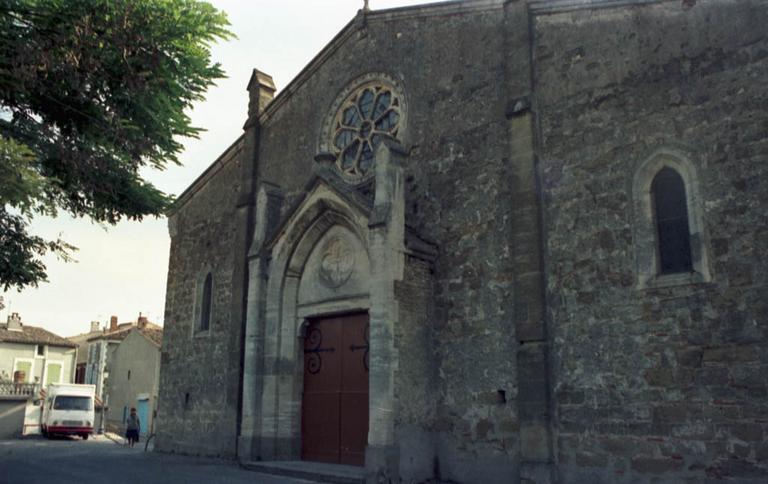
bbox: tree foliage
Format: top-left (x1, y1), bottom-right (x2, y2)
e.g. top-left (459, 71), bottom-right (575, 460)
top-left (0, 0), bottom-right (232, 291)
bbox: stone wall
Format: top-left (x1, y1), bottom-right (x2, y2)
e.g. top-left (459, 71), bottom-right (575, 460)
top-left (156, 141), bottom-right (246, 457)
top-left (254, 6), bottom-right (525, 479)
top-left (533, 1), bottom-right (768, 482)
top-left (160, 2), bottom-right (530, 477)
top-left (394, 255), bottom-right (437, 481)
top-left (157, 1), bottom-right (767, 481)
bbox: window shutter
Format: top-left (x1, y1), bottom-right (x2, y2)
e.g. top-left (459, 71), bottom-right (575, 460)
top-left (46, 363), bottom-right (62, 386)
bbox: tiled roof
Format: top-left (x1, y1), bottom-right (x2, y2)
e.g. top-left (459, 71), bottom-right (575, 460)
top-left (87, 321), bottom-right (163, 345)
top-left (87, 326), bottom-right (133, 343)
top-left (138, 327), bottom-right (163, 348)
top-left (0, 325), bottom-right (77, 348)
top-left (66, 330), bottom-right (104, 344)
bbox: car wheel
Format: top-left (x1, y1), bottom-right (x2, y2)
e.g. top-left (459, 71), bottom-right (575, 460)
top-left (81, 433), bottom-right (89, 440)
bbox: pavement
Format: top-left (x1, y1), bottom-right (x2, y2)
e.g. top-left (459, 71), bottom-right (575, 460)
top-left (0, 435), bottom-right (318, 484)
top-left (103, 430), bottom-right (130, 447)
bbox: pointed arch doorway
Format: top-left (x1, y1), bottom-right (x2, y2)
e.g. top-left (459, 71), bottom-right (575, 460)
top-left (302, 312), bottom-right (369, 466)
top-left (239, 172), bottom-right (408, 474)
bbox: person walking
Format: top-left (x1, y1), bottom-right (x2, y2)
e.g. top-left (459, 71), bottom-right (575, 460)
top-left (125, 407), bottom-right (140, 448)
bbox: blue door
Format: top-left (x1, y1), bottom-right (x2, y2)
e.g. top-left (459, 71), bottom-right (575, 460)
top-left (136, 399), bottom-right (149, 436)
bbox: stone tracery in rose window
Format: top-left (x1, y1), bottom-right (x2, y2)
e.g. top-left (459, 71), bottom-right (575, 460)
top-left (331, 82), bottom-right (401, 179)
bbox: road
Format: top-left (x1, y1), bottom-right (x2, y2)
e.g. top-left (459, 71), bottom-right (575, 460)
top-left (0, 435), bottom-right (315, 484)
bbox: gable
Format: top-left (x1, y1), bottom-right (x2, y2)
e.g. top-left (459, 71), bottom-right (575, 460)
top-left (256, 4), bottom-right (510, 208)
top-left (264, 170), bottom-right (372, 256)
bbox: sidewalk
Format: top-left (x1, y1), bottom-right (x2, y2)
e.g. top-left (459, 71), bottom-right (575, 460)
top-left (103, 431), bottom-right (154, 451)
top-left (103, 431), bottom-right (126, 446)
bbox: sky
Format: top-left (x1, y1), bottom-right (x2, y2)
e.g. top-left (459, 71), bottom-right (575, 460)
top-left (0, 0), bottom-right (426, 337)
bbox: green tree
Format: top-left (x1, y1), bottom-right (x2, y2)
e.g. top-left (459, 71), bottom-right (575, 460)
top-left (0, 0), bottom-right (232, 291)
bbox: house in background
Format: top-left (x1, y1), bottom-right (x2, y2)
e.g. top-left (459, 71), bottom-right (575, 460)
top-left (85, 315), bottom-right (140, 400)
top-left (104, 323), bottom-right (163, 436)
top-left (0, 312), bottom-right (77, 439)
top-left (67, 321), bottom-right (104, 384)
top-left (0, 313), bottom-right (77, 388)
top-left (84, 315), bottom-right (162, 433)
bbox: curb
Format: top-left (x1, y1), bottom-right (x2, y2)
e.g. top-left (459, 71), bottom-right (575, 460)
top-left (102, 432), bottom-right (126, 446)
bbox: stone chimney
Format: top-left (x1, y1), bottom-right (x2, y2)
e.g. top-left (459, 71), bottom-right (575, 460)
top-left (137, 314), bottom-right (148, 329)
top-left (7, 312), bottom-right (22, 331)
top-left (246, 69), bottom-right (276, 122)
top-left (90, 321), bottom-right (100, 333)
top-left (109, 315), bottom-right (118, 332)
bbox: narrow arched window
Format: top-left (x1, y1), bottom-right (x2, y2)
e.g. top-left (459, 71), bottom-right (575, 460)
top-left (200, 272), bottom-right (212, 331)
top-left (652, 168), bottom-right (692, 274)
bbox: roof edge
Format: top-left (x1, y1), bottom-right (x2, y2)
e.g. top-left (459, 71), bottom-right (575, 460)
top-left (169, 0), bottom-right (670, 216)
top-left (0, 326), bottom-right (78, 348)
top-left (137, 328), bottom-right (163, 349)
top-left (168, 134), bottom-right (245, 215)
top-left (528, 0), bottom-right (668, 14)
top-left (258, 0), bottom-right (506, 125)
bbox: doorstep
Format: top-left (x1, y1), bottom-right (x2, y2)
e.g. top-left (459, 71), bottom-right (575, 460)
top-left (241, 460), bottom-right (365, 484)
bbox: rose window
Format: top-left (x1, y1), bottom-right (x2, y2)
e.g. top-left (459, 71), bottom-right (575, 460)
top-left (331, 83), bottom-right (401, 179)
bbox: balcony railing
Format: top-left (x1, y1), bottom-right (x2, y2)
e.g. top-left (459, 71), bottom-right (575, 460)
top-left (0, 381), bottom-right (39, 397)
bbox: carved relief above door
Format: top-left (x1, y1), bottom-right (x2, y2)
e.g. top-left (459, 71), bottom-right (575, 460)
top-left (319, 236), bottom-right (355, 289)
top-left (297, 225), bottom-right (370, 310)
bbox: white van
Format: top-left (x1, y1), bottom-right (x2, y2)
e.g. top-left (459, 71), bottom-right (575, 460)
top-left (41, 383), bottom-right (96, 440)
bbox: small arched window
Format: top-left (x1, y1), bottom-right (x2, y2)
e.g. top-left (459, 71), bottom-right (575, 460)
top-left (200, 272), bottom-right (212, 331)
top-left (633, 149), bottom-right (711, 289)
top-left (651, 167), bottom-right (692, 274)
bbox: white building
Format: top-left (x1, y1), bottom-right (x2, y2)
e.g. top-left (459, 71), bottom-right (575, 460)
top-left (0, 313), bottom-right (77, 389)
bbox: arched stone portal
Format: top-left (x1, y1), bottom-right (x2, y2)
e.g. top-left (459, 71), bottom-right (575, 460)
top-left (238, 142), bottom-right (437, 482)
top-left (261, 194), bottom-right (372, 464)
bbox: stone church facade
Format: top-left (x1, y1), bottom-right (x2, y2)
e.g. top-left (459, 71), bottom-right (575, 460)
top-left (155, 1), bottom-right (768, 483)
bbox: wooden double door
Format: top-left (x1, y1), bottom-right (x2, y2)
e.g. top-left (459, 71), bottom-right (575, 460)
top-left (301, 313), bottom-right (369, 466)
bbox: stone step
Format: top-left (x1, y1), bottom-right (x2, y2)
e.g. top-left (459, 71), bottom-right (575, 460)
top-left (241, 460), bottom-right (366, 484)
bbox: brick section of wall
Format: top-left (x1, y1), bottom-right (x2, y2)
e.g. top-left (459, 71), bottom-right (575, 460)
top-left (533, 2), bottom-right (768, 482)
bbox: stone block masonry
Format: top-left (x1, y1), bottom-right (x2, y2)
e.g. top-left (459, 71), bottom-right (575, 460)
top-left (154, 1), bottom-right (768, 482)
top-left (534, 1), bottom-right (768, 482)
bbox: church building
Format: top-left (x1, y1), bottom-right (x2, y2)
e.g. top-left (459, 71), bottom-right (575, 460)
top-left (155, 1), bottom-right (768, 483)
